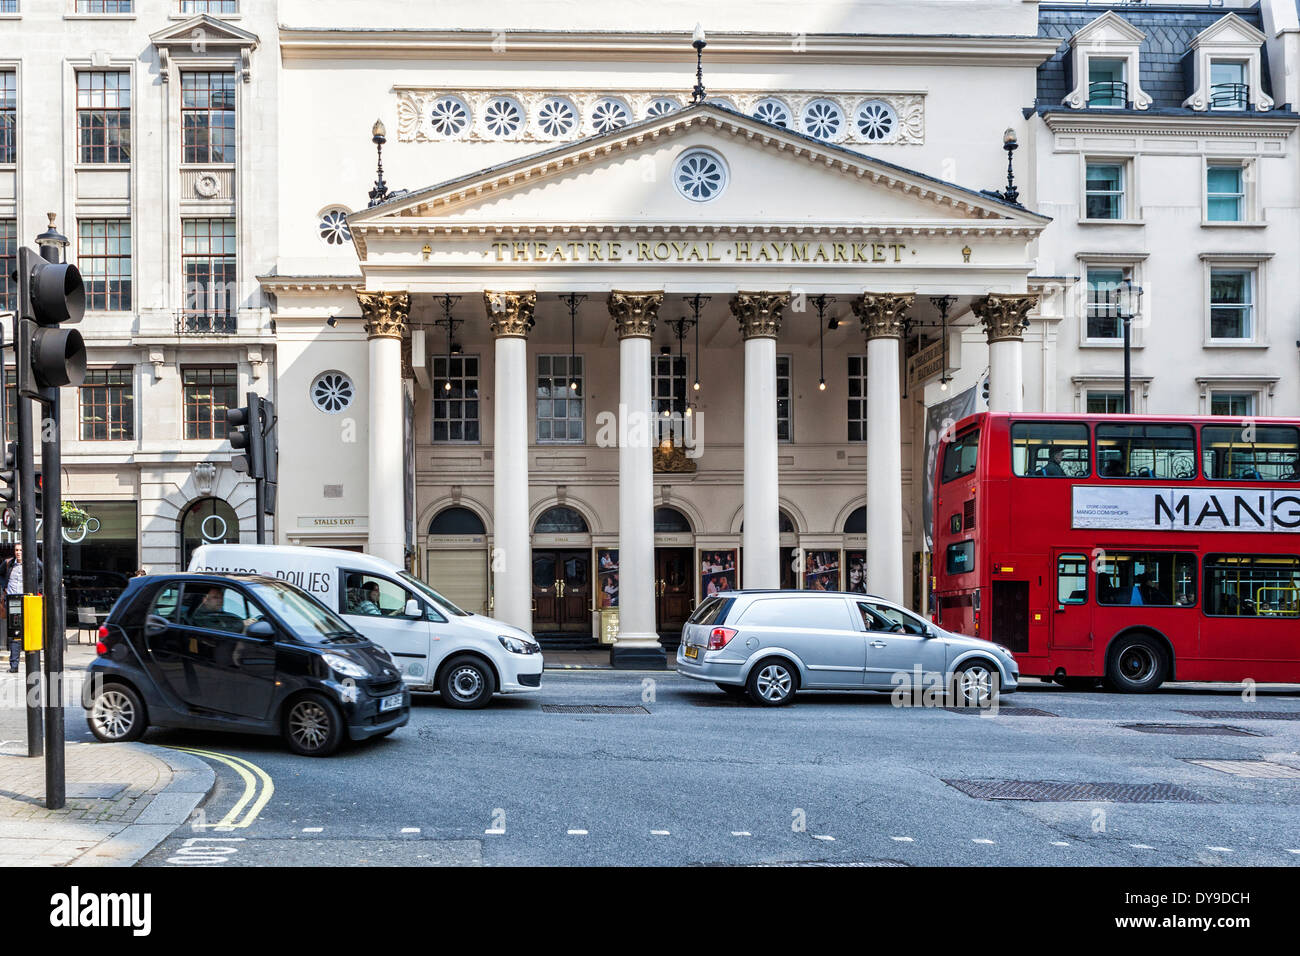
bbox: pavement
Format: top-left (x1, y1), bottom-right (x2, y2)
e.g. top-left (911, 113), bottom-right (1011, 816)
top-left (0, 643), bottom-right (214, 867)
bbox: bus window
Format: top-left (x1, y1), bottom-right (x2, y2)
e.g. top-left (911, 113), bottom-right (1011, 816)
top-left (941, 429), bottom-right (979, 483)
top-left (1057, 554), bottom-right (1088, 604)
top-left (1096, 551), bottom-right (1197, 607)
top-left (1096, 424), bottom-right (1196, 480)
top-left (1012, 422), bottom-right (1090, 478)
top-left (1203, 555), bottom-right (1300, 617)
top-left (1201, 425), bottom-right (1300, 482)
top-left (946, 540), bottom-right (974, 575)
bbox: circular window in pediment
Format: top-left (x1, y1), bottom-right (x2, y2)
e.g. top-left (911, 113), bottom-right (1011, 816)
top-left (673, 148), bottom-right (728, 203)
top-left (646, 97), bottom-right (680, 118)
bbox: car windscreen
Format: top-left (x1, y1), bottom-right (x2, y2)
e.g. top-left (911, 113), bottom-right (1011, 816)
top-left (399, 571), bottom-right (470, 616)
top-left (245, 580), bottom-right (361, 643)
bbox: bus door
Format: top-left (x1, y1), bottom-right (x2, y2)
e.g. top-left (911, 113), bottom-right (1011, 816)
top-left (1051, 551), bottom-right (1093, 650)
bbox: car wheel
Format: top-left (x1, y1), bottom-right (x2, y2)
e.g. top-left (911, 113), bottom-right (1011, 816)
top-left (746, 659), bottom-right (797, 707)
top-left (950, 660), bottom-right (1001, 708)
top-left (87, 682), bottom-right (146, 743)
top-left (715, 682), bottom-right (747, 698)
top-left (1105, 634), bottom-right (1167, 693)
top-left (283, 693), bottom-right (345, 757)
top-left (438, 655), bottom-right (496, 709)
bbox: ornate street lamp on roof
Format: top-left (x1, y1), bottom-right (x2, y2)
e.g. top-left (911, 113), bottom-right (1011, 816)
top-left (1000, 127), bottom-right (1020, 205)
top-left (368, 118), bottom-right (389, 207)
top-left (691, 24), bottom-right (707, 104)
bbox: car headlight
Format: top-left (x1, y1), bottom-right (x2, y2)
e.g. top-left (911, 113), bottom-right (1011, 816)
top-left (498, 635), bottom-right (539, 655)
top-left (995, 644), bottom-right (1014, 657)
top-left (322, 652), bottom-right (370, 679)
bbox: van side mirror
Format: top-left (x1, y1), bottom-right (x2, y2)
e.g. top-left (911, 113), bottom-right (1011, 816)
top-left (247, 620), bottom-right (276, 640)
top-left (404, 598), bottom-right (422, 618)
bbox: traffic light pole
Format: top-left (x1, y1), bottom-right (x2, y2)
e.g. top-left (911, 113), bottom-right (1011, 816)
top-left (39, 388), bottom-right (65, 808)
top-left (16, 388), bottom-right (41, 758)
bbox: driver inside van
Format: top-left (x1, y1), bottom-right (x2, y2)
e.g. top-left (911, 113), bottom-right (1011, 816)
top-left (346, 577), bottom-right (383, 616)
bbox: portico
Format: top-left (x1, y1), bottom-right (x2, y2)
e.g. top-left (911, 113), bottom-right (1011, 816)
top-left (335, 102), bottom-right (1048, 664)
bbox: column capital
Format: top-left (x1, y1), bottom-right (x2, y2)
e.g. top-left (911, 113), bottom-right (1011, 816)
top-left (608, 290), bottom-right (663, 339)
top-left (356, 290), bottom-right (410, 340)
top-left (972, 293), bottom-right (1039, 343)
top-left (852, 293), bottom-right (913, 339)
top-left (730, 291), bottom-right (789, 339)
top-left (484, 290), bottom-right (537, 338)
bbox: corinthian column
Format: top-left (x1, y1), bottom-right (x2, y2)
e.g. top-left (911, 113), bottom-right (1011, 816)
top-left (357, 290), bottom-right (410, 566)
top-left (972, 293), bottom-right (1037, 413)
top-left (608, 290), bottom-right (664, 668)
top-left (485, 290), bottom-right (537, 632)
top-left (852, 292), bottom-right (912, 604)
top-left (731, 291), bottom-right (788, 590)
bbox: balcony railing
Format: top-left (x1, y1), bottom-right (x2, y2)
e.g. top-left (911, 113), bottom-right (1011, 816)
top-left (175, 311), bottom-right (237, 335)
top-left (1210, 82), bottom-right (1250, 110)
top-left (1087, 80), bottom-right (1128, 108)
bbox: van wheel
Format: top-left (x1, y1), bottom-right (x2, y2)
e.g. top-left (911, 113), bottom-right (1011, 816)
top-left (1105, 634), bottom-right (1167, 693)
top-left (439, 655), bottom-right (496, 709)
top-left (284, 693), bottom-right (344, 757)
top-left (746, 659), bottom-right (797, 707)
top-left (950, 660), bottom-right (1001, 707)
top-left (87, 682), bottom-right (147, 743)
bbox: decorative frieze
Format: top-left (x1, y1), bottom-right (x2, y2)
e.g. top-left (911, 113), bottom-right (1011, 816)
top-left (394, 88), bottom-right (925, 146)
top-left (853, 293), bottom-right (914, 339)
top-left (356, 290), bottom-right (411, 340)
top-left (972, 293), bottom-right (1039, 343)
top-left (484, 290), bottom-right (537, 338)
top-left (730, 291), bottom-right (789, 339)
top-left (608, 290), bottom-right (663, 338)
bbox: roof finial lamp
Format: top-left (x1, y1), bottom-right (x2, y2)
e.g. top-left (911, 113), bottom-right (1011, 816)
top-left (691, 24), bottom-right (707, 104)
top-left (368, 118), bottom-right (389, 207)
top-left (998, 127), bottom-right (1020, 206)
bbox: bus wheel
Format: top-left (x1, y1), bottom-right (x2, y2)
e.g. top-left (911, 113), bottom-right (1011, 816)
top-left (1105, 635), bottom-right (1167, 693)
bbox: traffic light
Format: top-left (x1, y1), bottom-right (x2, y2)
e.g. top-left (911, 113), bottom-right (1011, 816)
top-left (981, 375), bottom-right (991, 407)
top-left (16, 246), bottom-right (87, 398)
top-left (0, 443), bottom-right (14, 530)
top-left (227, 395), bottom-right (265, 480)
top-left (33, 470), bottom-right (42, 514)
top-left (259, 397), bottom-right (277, 516)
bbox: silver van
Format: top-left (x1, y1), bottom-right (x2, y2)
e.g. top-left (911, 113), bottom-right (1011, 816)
top-left (675, 590), bottom-right (1019, 706)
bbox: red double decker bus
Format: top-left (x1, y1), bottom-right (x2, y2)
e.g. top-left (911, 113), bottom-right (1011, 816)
top-left (931, 411), bottom-right (1300, 691)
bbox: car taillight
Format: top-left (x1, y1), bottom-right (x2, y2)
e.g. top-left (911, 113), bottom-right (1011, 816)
top-left (707, 627), bottom-right (737, 650)
top-left (97, 625), bottom-right (108, 640)
top-left (95, 642), bottom-right (108, 655)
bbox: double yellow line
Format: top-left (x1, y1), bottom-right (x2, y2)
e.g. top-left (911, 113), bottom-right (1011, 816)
top-left (167, 746), bottom-right (275, 830)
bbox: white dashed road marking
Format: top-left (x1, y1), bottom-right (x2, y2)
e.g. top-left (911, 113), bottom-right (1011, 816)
top-left (484, 828), bottom-right (505, 835)
top-left (731, 831), bottom-right (752, 837)
top-left (302, 827), bottom-right (323, 833)
top-left (891, 836), bottom-right (914, 843)
top-left (400, 827), bottom-right (420, 834)
top-left (972, 839), bottom-right (995, 845)
top-left (1130, 843), bottom-right (1155, 850)
top-left (567, 829), bottom-right (588, 835)
top-left (812, 835), bottom-right (835, 842)
top-left (651, 830), bottom-right (670, 836)
top-left (1207, 846), bottom-right (1233, 853)
top-left (1052, 841), bottom-right (1070, 847)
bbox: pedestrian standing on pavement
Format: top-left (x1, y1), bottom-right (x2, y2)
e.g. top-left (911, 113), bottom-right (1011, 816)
top-left (3, 545), bottom-right (43, 672)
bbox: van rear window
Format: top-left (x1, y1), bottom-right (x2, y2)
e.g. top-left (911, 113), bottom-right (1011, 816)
top-left (688, 596), bottom-right (732, 627)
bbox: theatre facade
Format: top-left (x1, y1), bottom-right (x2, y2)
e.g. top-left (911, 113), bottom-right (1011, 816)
top-left (264, 7), bottom-right (1063, 662)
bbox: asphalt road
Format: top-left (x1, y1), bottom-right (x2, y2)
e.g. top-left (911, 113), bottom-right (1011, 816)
top-left (132, 671), bottom-right (1300, 867)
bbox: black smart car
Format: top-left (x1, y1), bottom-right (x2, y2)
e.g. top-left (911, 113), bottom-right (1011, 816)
top-left (83, 573), bottom-right (410, 756)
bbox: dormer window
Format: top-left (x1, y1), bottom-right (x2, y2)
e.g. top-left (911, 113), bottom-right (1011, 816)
top-left (1088, 59), bottom-right (1127, 108)
top-left (1061, 12), bottom-right (1152, 111)
top-left (1209, 60), bottom-right (1249, 110)
top-left (1181, 14), bottom-right (1272, 113)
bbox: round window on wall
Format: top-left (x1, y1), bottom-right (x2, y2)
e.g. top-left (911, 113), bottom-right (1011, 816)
top-left (855, 100), bottom-right (897, 142)
top-left (752, 97), bottom-right (792, 128)
top-left (311, 370), bottom-right (356, 414)
top-left (590, 97), bottom-right (630, 134)
top-left (536, 96), bottom-right (578, 137)
top-left (318, 208), bottom-right (352, 246)
top-left (429, 95), bottom-right (471, 137)
top-left (801, 98), bottom-right (845, 142)
top-left (482, 96), bottom-right (525, 138)
top-left (645, 97), bottom-right (680, 118)
top-left (673, 148), bottom-right (728, 203)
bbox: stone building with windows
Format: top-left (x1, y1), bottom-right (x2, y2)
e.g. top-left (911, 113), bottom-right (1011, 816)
top-left (1, 0), bottom-right (279, 603)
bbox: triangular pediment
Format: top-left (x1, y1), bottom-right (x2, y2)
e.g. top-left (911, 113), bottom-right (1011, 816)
top-left (349, 103), bottom-right (1047, 256)
top-left (1190, 13), bottom-right (1266, 49)
top-left (1069, 11), bottom-right (1146, 46)
top-left (150, 14), bottom-right (259, 50)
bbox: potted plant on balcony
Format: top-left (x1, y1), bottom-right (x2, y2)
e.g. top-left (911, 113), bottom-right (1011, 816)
top-left (61, 501), bottom-right (90, 531)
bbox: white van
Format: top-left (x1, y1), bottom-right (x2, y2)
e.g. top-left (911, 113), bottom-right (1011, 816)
top-left (187, 544), bottom-right (543, 708)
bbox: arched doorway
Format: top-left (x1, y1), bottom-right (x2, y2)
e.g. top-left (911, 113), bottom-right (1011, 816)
top-left (532, 506), bottom-right (592, 638)
top-left (425, 506), bottom-right (489, 615)
top-left (180, 497), bottom-right (240, 568)
top-left (653, 506), bottom-right (694, 639)
top-left (843, 505), bottom-right (867, 593)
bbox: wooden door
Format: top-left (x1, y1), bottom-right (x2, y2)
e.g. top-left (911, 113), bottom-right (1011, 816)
top-left (531, 551), bottom-right (560, 632)
top-left (533, 550), bottom-right (590, 634)
top-left (655, 548), bottom-right (694, 636)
